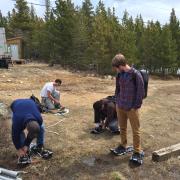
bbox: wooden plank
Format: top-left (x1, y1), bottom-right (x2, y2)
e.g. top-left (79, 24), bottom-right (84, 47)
top-left (152, 143), bottom-right (180, 162)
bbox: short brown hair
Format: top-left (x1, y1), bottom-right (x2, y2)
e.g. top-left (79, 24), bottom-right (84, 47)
top-left (112, 53), bottom-right (127, 67)
top-left (55, 79), bottom-right (62, 85)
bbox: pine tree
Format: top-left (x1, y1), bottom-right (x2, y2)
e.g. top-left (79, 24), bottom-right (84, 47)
top-left (0, 11), bottom-right (7, 27)
top-left (30, 4), bottom-right (36, 22)
top-left (10, 0), bottom-right (31, 34)
top-left (8, 0), bottom-right (34, 58)
top-left (45, 0), bottom-right (51, 22)
top-left (72, 0), bottom-right (94, 67)
top-left (89, 0), bottom-right (110, 73)
top-left (119, 11), bottom-right (138, 65)
top-left (169, 8), bottom-right (179, 40)
top-left (169, 8), bottom-right (180, 66)
top-left (81, 0), bottom-right (94, 37)
top-left (134, 15), bottom-right (144, 63)
top-left (53, 0), bottom-right (77, 64)
top-left (141, 21), bottom-right (161, 71)
top-left (71, 10), bottom-right (90, 69)
top-left (159, 25), bottom-right (177, 73)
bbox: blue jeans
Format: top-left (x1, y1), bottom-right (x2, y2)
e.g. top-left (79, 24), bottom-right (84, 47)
top-left (20, 123), bottom-right (45, 147)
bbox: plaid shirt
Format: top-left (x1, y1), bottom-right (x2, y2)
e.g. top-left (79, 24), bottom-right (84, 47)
top-left (115, 68), bottom-right (144, 111)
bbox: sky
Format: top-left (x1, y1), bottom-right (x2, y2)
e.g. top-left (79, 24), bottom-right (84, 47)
top-left (1, 0), bottom-right (180, 25)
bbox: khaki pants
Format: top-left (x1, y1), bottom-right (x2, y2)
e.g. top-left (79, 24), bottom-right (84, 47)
top-left (116, 106), bottom-right (141, 153)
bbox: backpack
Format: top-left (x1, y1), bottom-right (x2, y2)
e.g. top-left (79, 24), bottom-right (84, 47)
top-left (30, 94), bottom-right (48, 113)
top-left (133, 69), bottom-right (149, 99)
top-left (106, 96), bottom-right (116, 103)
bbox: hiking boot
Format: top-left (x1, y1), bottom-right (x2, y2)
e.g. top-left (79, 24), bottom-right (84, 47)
top-left (30, 145), bottom-right (53, 159)
top-left (91, 126), bottom-right (104, 134)
top-left (18, 155), bottom-right (31, 165)
top-left (110, 145), bottom-right (126, 155)
top-left (130, 151), bottom-right (144, 165)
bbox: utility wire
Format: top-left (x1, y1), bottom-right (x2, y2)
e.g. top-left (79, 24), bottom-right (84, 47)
top-left (10, 0), bottom-right (175, 25)
top-left (11, 0), bottom-right (179, 13)
top-left (11, 0), bottom-right (55, 8)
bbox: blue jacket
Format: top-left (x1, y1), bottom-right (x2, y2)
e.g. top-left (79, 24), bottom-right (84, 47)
top-left (11, 99), bottom-right (43, 149)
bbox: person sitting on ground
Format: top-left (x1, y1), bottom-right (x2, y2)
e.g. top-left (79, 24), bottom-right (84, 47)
top-left (40, 79), bottom-right (63, 110)
top-left (11, 99), bottom-right (52, 165)
top-left (91, 96), bottom-right (120, 134)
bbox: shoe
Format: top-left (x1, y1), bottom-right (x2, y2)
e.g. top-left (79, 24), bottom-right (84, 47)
top-left (110, 145), bottom-right (126, 155)
top-left (29, 144), bottom-right (41, 156)
top-left (55, 104), bottom-right (60, 109)
top-left (130, 151), bottom-right (144, 165)
top-left (41, 149), bottom-right (53, 159)
top-left (18, 155), bottom-right (31, 165)
top-left (111, 129), bottom-right (120, 135)
top-left (91, 126), bottom-right (104, 134)
top-left (30, 145), bottom-right (53, 159)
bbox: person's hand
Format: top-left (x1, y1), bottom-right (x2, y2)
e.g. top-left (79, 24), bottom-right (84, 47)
top-left (18, 148), bottom-right (26, 157)
top-left (23, 146), bottom-right (28, 154)
top-left (54, 99), bottom-right (60, 104)
top-left (60, 105), bottom-right (65, 110)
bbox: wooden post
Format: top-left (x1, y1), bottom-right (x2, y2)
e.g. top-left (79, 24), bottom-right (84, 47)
top-left (152, 143), bottom-right (180, 162)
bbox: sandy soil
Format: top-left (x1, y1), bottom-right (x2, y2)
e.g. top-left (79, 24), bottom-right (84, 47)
top-left (0, 63), bottom-right (179, 180)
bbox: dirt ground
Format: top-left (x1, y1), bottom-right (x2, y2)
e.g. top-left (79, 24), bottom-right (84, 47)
top-left (0, 63), bottom-right (179, 180)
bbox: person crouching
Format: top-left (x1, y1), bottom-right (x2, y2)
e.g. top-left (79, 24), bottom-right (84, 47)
top-left (91, 96), bottom-right (120, 134)
top-left (11, 99), bottom-right (52, 165)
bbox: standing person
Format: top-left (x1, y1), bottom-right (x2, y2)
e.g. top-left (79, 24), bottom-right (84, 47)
top-left (40, 79), bottom-right (63, 110)
top-left (111, 53), bottom-right (145, 164)
top-left (11, 99), bottom-right (52, 165)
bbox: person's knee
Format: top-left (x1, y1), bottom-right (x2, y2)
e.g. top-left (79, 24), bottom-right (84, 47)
top-left (46, 100), bottom-right (55, 109)
top-left (48, 105), bottom-right (55, 110)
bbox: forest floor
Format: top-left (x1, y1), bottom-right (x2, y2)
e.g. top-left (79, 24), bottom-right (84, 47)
top-left (0, 63), bottom-right (180, 180)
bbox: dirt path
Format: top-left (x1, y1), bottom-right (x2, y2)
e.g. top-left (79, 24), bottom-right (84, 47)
top-left (0, 64), bottom-right (179, 180)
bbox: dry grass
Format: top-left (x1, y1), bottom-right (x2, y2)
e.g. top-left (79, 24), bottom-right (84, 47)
top-left (0, 63), bottom-right (180, 180)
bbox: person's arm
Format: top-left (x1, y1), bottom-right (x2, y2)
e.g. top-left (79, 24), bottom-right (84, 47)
top-left (12, 124), bottom-right (22, 150)
top-left (47, 91), bottom-right (59, 104)
top-left (104, 103), bottom-right (114, 128)
top-left (24, 133), bottom-right (34, 148)
top-left (115, 74), bottom-right (120, 100)
top-left (133, 72), bottom-right (145, 109)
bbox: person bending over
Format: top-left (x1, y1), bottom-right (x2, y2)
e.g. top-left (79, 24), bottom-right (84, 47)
top-left (91, 96), bottom-right (120, 134)
top-left (11, 99), bottom-right (52, 165)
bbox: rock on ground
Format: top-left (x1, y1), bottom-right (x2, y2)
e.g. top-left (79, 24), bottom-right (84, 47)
top-left (0, 102), bottom-right (8, 119)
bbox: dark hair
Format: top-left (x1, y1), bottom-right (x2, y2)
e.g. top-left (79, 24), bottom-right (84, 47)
top-left (112, 53), bottom-right (127, 67)
top-left (55, 79), bottom-right (62, 85)
top-left (93, 100), bottom-right (103, 111)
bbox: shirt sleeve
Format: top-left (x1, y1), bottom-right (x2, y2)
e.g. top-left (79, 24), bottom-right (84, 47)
top-left (47, 84), bottom-right (54, 93)
top-left (134, 72), bottom-right (145, 109)
top-left (12, 124), bottom-right (22, 150)
top-left (115, 74), bottom-right (120, 99)
top-left (105, 103), bottom-right (115, 127)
